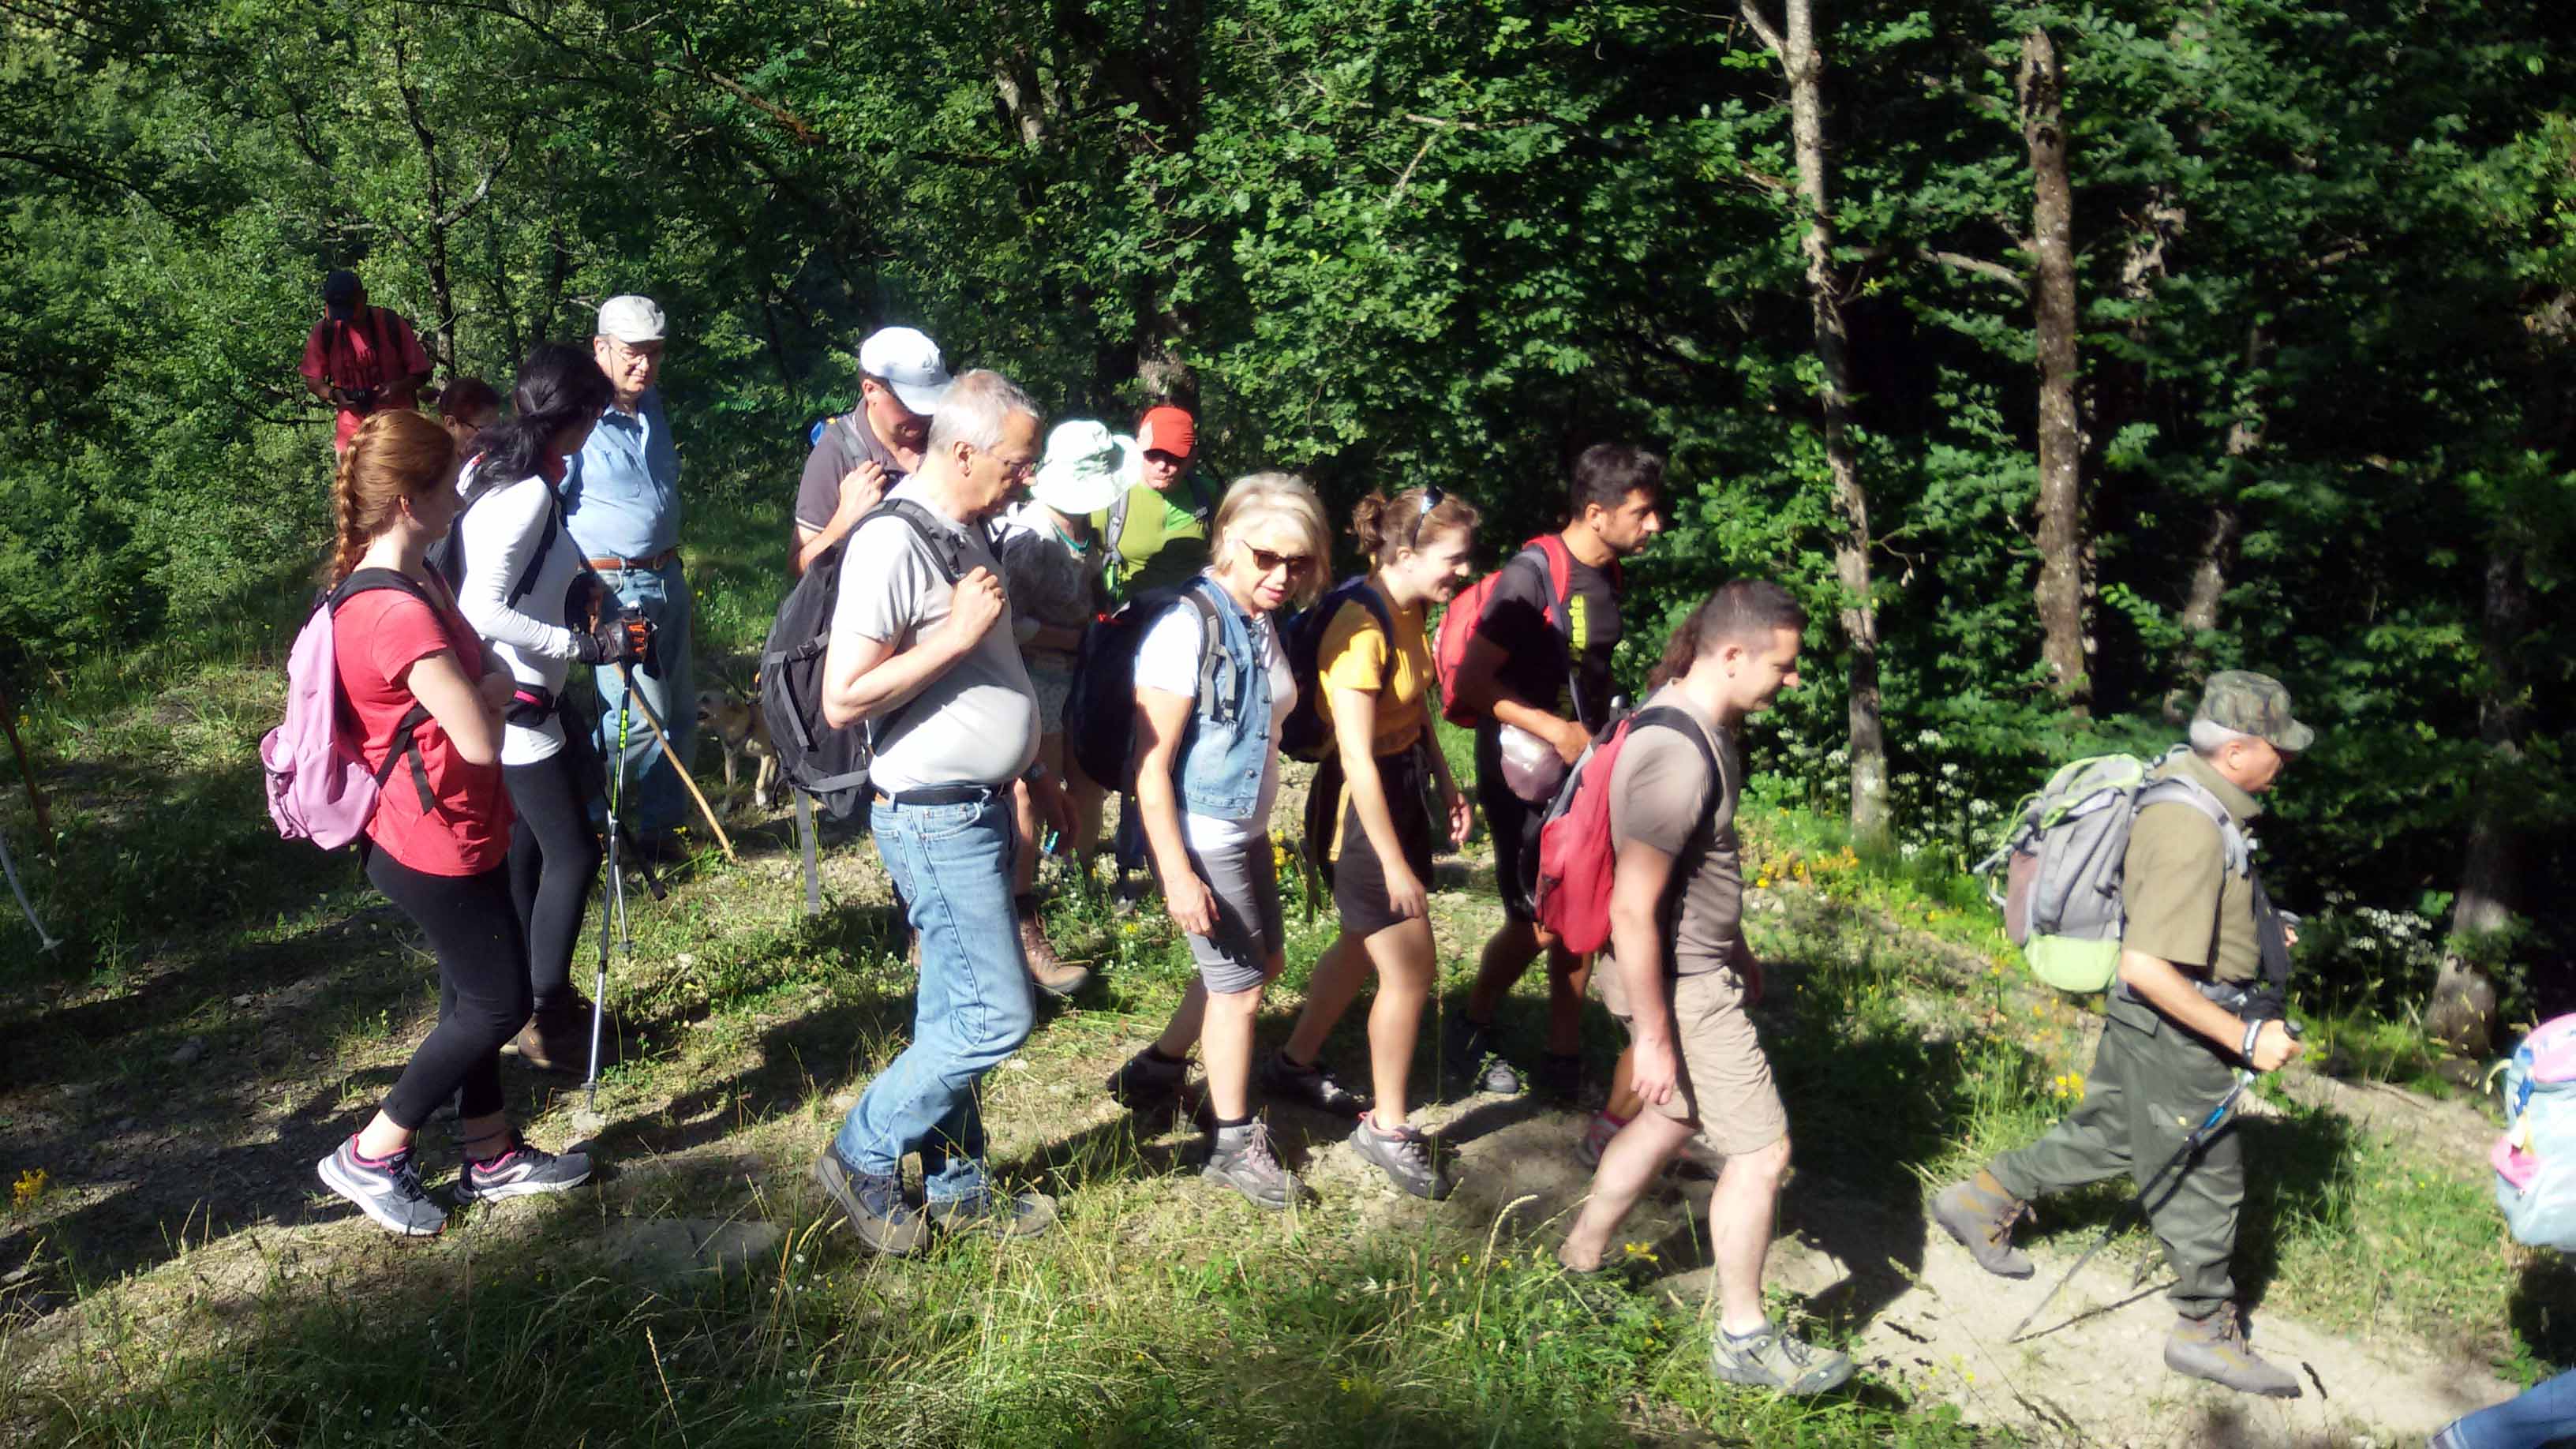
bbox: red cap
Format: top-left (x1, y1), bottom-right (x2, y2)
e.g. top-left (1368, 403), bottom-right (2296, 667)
top-left (1137, 405), bottom-right (1196, 460)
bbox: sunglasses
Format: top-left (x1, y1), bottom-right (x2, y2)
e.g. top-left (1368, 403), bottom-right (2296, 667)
top-left (1410, 485), bottom-right (1450, 551)
top-left (1245, 545), bottom-right (1315, 577)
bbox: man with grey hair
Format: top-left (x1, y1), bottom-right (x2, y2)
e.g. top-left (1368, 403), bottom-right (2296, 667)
top-left (810, 369), bottom-right (1073, 1255)
top-left (1934, 669), bottom-right (2316, 1398)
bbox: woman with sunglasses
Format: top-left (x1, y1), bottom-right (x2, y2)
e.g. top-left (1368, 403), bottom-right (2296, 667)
top-left (1106, 474), bottom-right (1334, 1209)
top-left (1261, 486), bottom-right (1481, 1200)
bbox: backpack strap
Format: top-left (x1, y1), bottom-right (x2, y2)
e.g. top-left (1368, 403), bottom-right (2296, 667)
top-left (864, 497), bottom-right (976, 586)
top-left (1346, 580), bottom-right (1398, 695)
top-left (448, 477), bottom-right (563, 611)
top-left (328, 568), bottom-right (443, 814)
top-left (2136, 776), bottom-right (2252, 878)
top-left (1181, 579), bottom-right (1235, 724)
top-left (1103, 486), bottom-right (1135, 582)
top-left (1627, 704), bottom-right (1728, 966)
top-left (1520, 537), bottom-right (1591, 722)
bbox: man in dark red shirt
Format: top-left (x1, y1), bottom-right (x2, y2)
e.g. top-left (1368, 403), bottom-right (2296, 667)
top-left (301, 269), bottom-right (433, 456)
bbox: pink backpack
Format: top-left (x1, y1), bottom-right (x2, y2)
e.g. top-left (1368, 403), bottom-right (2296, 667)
top-left (260, 569), bottom-right (440, 848)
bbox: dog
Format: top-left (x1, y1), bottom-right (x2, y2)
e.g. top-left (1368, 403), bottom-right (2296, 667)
top-left (695, 684), bottom-right (780, 811)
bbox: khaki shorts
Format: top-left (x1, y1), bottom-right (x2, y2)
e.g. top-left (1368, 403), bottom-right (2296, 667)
top-left (1597, 964), bottom-right (1788, 1157)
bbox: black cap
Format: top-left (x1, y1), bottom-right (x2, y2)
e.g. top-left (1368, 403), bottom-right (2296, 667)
top-left (323, 269), bottom-right (362, 320)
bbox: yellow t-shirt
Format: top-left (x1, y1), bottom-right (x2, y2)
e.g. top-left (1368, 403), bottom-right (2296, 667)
top-left (1315, 590), bottom-right (1434, 757)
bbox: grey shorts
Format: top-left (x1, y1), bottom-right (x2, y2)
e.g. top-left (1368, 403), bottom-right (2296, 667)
top-left (1162, 836), bottom-right (1285, 995)
top-left (1028, 662), bottom-right (1075, 736)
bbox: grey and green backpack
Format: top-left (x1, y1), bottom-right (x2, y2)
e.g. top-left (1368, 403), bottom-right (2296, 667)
top-left (1974, 747), bottom-right (2248, 993)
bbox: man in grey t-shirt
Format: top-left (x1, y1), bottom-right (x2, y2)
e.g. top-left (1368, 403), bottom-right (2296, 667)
top-left (791, 326), bottom-right (955, 579)
top-left (809, 369), bottom-right (1073, 1257)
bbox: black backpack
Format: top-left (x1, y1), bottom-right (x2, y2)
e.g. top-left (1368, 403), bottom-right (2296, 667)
top-left (759, 499), bottom-right (971, 819)
top-left (1278, 575), bottom-right (1395, 762)
top-left (1064, 579), bottom-right (1230, 793)
top-left (425, 472), bottom-right (564, 614)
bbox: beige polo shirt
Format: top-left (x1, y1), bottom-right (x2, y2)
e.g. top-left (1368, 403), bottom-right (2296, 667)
top-left (2120, 751), bottom-right (2263, 983)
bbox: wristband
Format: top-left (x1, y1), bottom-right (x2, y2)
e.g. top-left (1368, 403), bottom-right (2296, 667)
top-left (2241, 1017), bottom-right (2267, 1065)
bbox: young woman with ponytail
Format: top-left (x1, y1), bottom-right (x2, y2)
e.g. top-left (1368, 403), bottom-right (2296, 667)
top-left (451, 343), bottom-right (645, 1071)
top-left (314, 409), bottom-right (593, 1237)
top-left (1260, 486), bottom-right (1481, 1200)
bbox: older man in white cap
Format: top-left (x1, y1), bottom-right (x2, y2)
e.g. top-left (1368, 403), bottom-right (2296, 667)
top-left (564, 294), bottom-right (695, 848)
top-left (993, 420), bottom-right (1136, 995)
top-left (792, 325), bottom-right (956, 578)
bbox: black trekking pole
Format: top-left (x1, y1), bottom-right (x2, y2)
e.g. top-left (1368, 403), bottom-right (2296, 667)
top-left (586, 689), bottom-right (631, 1113)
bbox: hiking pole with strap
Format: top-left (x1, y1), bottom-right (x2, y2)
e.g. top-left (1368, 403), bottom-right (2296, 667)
top-left (586, 690), bottom-right (631, 1113)
top-left (612, 664), bottom-right (736, 863)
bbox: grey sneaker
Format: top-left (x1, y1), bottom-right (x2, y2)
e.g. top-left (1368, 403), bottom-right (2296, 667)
top-left (1350, 1114), bottom-right (1454, 1200)
top-left (316, 1136), bottom-right (446, 1237)
top-left (1709, 1320), bottom-right (1855, 1395)
top-left (926, 1188), bottom-right (1059, 1239)
top-left (1441, 1021), bottom-right (1525, 1096)
top-left (2163, 1309), bottom-right (2302, 1398)
top-left (813, 1149), bottom-right (927, 1256)
top-left (1260, 1050), bottom-right (1370, 1116)
top-left (1106, 1046), bottom-right (1190, 1111)
top-left (1204, 1122), bottom-right (1301, 1210)
top-left (454, 1140), bottom-right (593, 1203)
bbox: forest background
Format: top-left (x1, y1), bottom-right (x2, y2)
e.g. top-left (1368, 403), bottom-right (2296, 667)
top-left (3, 0), bottom-right (2571, 1037)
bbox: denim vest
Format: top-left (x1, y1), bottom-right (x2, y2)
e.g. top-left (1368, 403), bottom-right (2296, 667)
top-left (1171, 576), bottom-right (1275, 821)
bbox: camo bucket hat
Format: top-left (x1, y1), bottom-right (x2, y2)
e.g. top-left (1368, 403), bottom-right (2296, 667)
top-left (2196, 670), bottom-right (2316, 754)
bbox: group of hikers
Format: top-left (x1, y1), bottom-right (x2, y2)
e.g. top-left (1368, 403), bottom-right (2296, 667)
top-left (295, 277), bottom-right (2339, 1406)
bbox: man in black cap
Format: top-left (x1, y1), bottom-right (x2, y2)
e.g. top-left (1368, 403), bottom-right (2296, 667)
top-left (299, 268), bottom-right (432, 456)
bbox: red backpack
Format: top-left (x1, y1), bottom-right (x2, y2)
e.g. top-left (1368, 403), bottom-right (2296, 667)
top-left (1530, 705), bottom-right (1721, 955)
top-left (1433, 534), bottom-right (1612, 727)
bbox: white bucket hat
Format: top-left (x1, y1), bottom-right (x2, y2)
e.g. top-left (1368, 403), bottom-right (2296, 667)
top-left (1029, 420), bottom-right (1139, 515)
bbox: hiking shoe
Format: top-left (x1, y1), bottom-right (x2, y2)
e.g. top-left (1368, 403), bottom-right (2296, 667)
top-left (509, 994), bottom-right (616, 1073)
top-left (455, 1140), bottom-right (593, 1203)
top-left (1574, 1111), bottom-right (1625, 1170)
top-left (1204, 1122), bottom-right (1301, 1211)
top-left (813, 1149), bottom-right (926, 1257)
top-left (1533, 1052), bottom-right (1585, 1103)
top-left (1709, 1321), bottom-right (1855, 1396)
top-left (1106, 1046), bottom-right (1191, 1111)
top-left (926, 1188), bottom-right (1059, 1239)
top-left (1020, 914), bottom-right (1091, 999)
top-left (1441, 1020), bottom-right (1524, 1096)
top-left (1260, 1050), bottom-right (1370, 1116)
top-left (1350, 1114), bottom-right (1454, 1200)
top-left (2164, 1309), bottom-right (2302, 1398)
top-left (316, 1136), bottom-right (446, 1237)
top-left (1932, 1168), bottom-right (2035, 1279)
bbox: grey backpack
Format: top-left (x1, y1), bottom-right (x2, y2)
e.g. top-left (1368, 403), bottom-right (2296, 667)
top-left (1974, 747), bottom-right (2248, 993)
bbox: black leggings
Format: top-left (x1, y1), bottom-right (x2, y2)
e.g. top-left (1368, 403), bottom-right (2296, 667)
top-left (366, 849), bottom-right (531, 1130)
top-left (504, 749), bottom-right (601, 1010)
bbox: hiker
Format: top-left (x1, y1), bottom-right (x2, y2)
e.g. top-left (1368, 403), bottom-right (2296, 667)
top-left (435, 376), bottom-right (502, 456)
top-left (452, 343), bottom-right (647, 1072)
top-left (994, 419), bottom-right (1130, 997)
top-left (312, 410), bottom-right (591, 1237)
top-left (1447, 443), bottom-right (1665, 1106)
top-left (564, 294), bottom-right (694, 851)
top-left (1554, 580), bottom-right (1853, 1395)
top-left (1262, 486), bottom-right (1480, 1200)
top-left (1932, 671), bottom-right (2316, 1398)
top-left (2432, 1368), bottom-right (2576, 1447)
top-left (299, 268), bottom-right (433, 457)
top-left (792, 325), bottom-right (954, 578)
top-left (1103, 472), bottom-right (1332, 1209)
top-left (1094, 403), bottom-right (1217, 601)
top-left (811, 369), bottom-right (1073, 1254)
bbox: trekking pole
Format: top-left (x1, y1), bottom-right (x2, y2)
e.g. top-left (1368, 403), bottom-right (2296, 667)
top-left (586, 691), bottom-right (631, 1113)
top-left (0, 826), bottom-right (59, 953)
top-left (611, 664), bottom-right (736, 862)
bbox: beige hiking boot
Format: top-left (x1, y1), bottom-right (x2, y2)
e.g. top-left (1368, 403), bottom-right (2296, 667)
top-left (2164, 1308), bottom-right (2303, 1398)
top-left (1019, 913), bottom-right (1091, 999)
top-left (1932, 1167), bottom-right (2036, 1279)
top-left (508, 995), bottom-right (618, 1073)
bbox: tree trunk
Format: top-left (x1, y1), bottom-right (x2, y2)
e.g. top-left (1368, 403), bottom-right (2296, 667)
top-left (2428, 543), bottom-right (2532, 1058)
top-left (2166, 323), bottom-right (2271, 721)
top-left (2021, 28), bottom-right (2088, 717)
top-left (1741, 0), bottom-right (1891, 847)
top-left (391, 24), bottom-right (456, 377)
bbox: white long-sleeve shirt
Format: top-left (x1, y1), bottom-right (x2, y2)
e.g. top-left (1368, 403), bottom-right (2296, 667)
top-left (455, 470), bottom-right (587, 766)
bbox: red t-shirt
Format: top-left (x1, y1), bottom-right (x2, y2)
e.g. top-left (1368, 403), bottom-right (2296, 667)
top-left (331, 577), bottom-right (512, 875)
top-left (300, 309), bottom-right (433, 448)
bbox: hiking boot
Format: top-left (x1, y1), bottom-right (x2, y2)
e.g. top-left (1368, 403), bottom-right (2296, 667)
top-left (813, 1148), bottom-right (926, 1257)
top-left (926, 1188), bottom-right (1059, 1239)
top-left (1106, 1046), bottom-right (1191, 1111)
top-left (1020, 914), bottom-right (1091, 999)
top-left (1440, 1020), bottom-right (1525, 1097)
top-left (1709, 1320), bottom-right (1855, 1396)
top-left (1533, 1052), bottom-right (1585, 1103)
top-left (509, 994), bottom-right (618, 1073)
top-left (316, 1136), bottom-right (446, 1237)
top-left (1204, 1121), bottom-right (1301, 1211)
top-left (1260, 1050), bottom-right (1371, 1116)
top-left (2164, 1309), bottom-right (2303, 1398)
top-left (455, 1139), bottom-right (593, 1203)
top-left (1932, 1168), bottom-right (2036, 1279)
top-left (1350, 1114), bottom-right (1455, 1200)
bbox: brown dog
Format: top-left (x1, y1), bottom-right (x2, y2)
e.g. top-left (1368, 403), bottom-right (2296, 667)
top-left (695, 686), bottom-right (780, 811)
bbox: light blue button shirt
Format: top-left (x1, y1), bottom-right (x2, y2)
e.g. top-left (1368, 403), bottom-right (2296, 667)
top-left (562, 389), bottom-right (680, 559)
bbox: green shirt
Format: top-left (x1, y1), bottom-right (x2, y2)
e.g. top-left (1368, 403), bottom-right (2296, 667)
top-left (1094, 479), bottom-right (1215, 600)
top-left (2120, 751), bottom-right (2263, 983)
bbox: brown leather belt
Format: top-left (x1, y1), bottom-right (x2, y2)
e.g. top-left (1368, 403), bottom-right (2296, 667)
top-left (586, 548), bottom-right (678, 572)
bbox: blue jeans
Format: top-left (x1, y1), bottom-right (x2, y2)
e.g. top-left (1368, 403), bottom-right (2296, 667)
top-left (591, 557), bottom-right (695, 836)
top-left (2439, 1368), bottom-right (2576, 1449)
top-left (833, 790), bottom-right (1035, 1203)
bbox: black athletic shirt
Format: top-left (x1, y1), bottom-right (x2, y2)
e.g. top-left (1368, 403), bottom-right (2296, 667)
top-left (1473, 542), bottom-right (1621, 733)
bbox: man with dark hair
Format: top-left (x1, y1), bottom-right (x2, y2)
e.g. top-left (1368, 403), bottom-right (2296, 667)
top-left (1446, 443), bottom-right (1663, 1100)
top-left (792, 326), bottom-right (956, 578)
top-left (299, 268), bottom-right (433, 457)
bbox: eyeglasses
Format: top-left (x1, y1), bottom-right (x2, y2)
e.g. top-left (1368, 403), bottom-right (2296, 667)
top-left (1245, 545), bottom-right (1314, 578)
top-left (1410, 485), bottom-right (1447, 551)
top-left (982, 448), bottom-right (1039, 484)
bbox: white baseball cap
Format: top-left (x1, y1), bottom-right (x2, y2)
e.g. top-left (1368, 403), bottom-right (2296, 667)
top-left (1029, 420), bottom-right (1139, 516)
top-left (597, 294), bottom-right (667, 344)
top-left (858, 326), bottom-right (954, 415)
